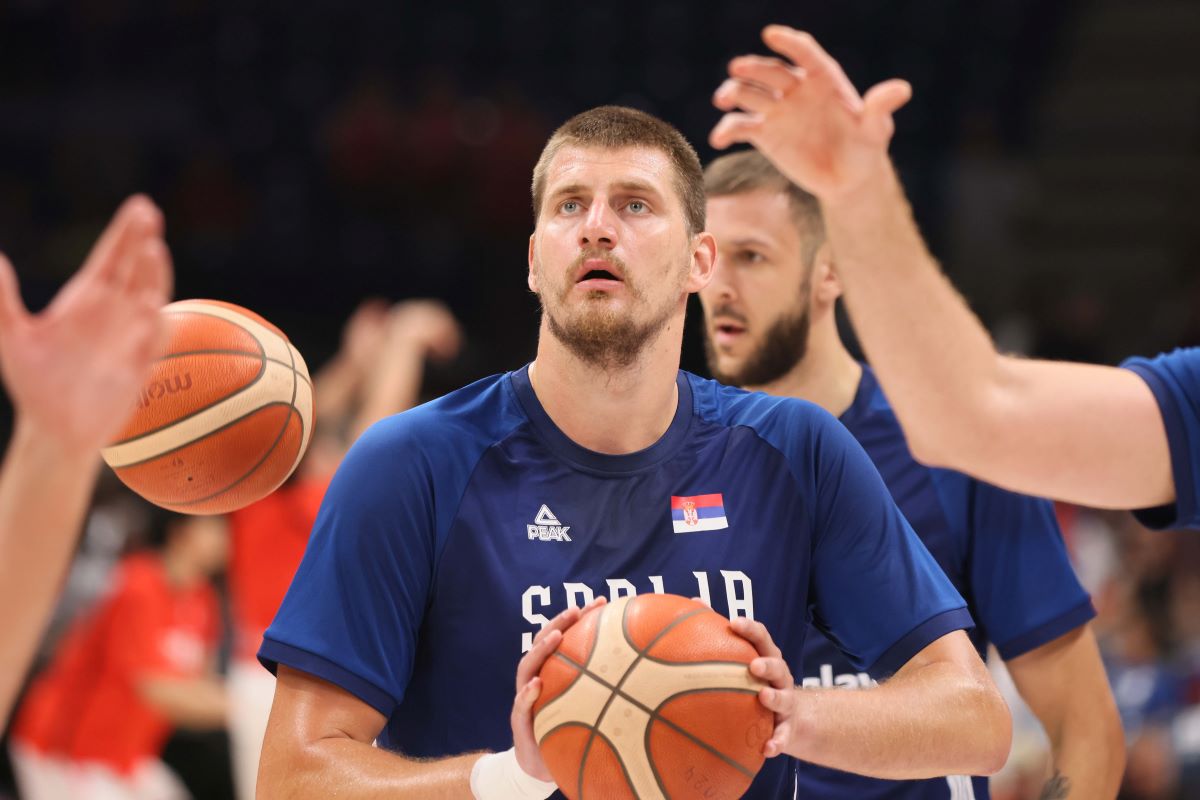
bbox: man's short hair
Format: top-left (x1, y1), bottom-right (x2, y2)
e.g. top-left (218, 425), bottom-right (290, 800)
top-left (703, 150), bottom-right (826, 268)
top-left (531, 106), bottom-right (706, 235)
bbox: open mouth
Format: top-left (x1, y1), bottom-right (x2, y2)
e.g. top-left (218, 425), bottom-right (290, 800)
top-left (715, 322), bottom-right (745, 335)
top-left (579, 268), bottom-right (621, 282)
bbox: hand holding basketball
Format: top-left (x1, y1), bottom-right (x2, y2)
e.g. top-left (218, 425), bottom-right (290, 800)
top-left (730, 616), bottom-right (800, 759)
top-left (0, 196), bottom-right (172, 456)
top-left (512, 597), bottom-right (608, 783)
top-left (710, 25), bottom-right (912, 202)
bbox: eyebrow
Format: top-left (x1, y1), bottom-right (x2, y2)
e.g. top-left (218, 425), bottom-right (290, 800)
top-left (725, 236), bottom-right (774, 249)
top-left (547, 180), bottom-right (665, 200)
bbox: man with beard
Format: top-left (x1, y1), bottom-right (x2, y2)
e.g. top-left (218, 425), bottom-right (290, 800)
top-left (700, 149), bottom-right (1123, 800)
top-left (254, 106), bottom-right (1010, 800)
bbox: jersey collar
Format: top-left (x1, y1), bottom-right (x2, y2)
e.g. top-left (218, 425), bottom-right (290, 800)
top-left (509, 364), bottom-right (693, 474)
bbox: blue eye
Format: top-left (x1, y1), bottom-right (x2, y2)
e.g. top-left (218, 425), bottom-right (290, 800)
top-left (628, 201), bottom-right (647, 214)
top-left (561, 201), bottom-right (580, 214)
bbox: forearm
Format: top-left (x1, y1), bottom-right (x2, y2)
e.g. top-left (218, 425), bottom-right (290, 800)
top-left (350, 345), bottom-right (425, 441)
top-left (313, 355), bottom-right (361, 427)
top-left (139, 675), bottom-right (228, 729)
top-left (788, 660), bottom-right (1011, 779)
top-left (823, 163), bottom-right (1002, 460)
top-left (0, 420), bottom-right (100, 724)
top-left (1039, 714), bottom-right (1125, 799)
top-left (258, 736), bottom-right (478, 800)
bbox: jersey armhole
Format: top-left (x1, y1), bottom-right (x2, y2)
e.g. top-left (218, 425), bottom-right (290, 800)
top-left (258, 638), bottom-right (398, 717)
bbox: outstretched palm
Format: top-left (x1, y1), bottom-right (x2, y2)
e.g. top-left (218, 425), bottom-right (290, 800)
top-left (711, 25), bottom-right (912, 201)
top-left (0, 197), bottom-right (173, 455)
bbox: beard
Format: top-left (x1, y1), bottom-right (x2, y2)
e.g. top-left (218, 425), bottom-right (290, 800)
top-left (705, 301), bottom-right (811, 388)
top-left (537, 251), bottom-right (687, 371)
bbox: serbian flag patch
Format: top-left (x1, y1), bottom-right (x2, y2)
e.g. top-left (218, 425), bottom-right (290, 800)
top-left (670, 493), bottom-right (729, 533)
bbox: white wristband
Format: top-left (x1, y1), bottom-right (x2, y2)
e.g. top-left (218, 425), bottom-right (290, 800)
top-left (470, 748), bottom-right (558, 800)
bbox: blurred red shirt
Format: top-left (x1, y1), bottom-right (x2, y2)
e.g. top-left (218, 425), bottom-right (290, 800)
top-left (12, 553), bottom-right (218, 775)
top-left (227, 476), bottom-right (328, 660)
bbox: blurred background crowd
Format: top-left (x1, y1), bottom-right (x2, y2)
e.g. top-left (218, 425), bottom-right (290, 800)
top-left (1, 1), bottom-right (1199, 798)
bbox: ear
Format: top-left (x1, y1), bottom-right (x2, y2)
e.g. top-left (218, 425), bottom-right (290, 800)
top-left (810, 242), bottom-right (842, 307)
top-left (684, 231), bottom-right (718, 293)
top-left (527, 233), bottom-right (539, 293)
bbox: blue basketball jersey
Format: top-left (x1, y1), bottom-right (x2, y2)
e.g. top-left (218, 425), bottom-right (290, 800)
top-left (795, 367), bottom-right (1095, 800)
top-left (1123, 347), bottom-right (1200, 530)
top-left (260, 366), bottom-right (972, 798)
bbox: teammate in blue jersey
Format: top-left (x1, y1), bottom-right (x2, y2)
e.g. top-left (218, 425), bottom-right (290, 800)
top-left (710, 25), bottom-right (1200, 530)
top-left (256, 106), bottom-right (1011, 799)
top-left (699, 150), bottom-right (1124, 800)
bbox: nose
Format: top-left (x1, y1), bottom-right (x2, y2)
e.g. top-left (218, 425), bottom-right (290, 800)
top-left (579, 199), bottom-right (618, 250)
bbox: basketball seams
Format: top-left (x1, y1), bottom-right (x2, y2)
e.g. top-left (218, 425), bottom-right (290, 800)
top-left (169, 405), bottom-right (299, 509)
top-left (109, 354), bottom-right (267, 447)
top-left (111, 401), bottom-right (293, 472)
top-left (580, 728), bottom-right (640, 800)
top-left (538, 597), bottom-right (764, 799)
top-left (154, 349), bottom-right (314, 388)
top-left (549, 621), bottom-right (759, 791)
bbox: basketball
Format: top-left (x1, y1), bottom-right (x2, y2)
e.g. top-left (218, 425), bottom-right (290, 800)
top-left (533, 594), bottom-right (772, 800)
top-left (100, 299), bottom-right (314, 515)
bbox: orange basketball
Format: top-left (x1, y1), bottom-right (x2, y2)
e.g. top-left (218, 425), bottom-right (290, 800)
top-left (533, 594), bottom-right (772, 800)
top-left (101, 299), bottom-right (314, 515)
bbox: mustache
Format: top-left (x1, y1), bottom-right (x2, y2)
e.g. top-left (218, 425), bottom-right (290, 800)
top-left (707, 304), bottom-right (749, 326)
top-left (570, 249), bottom-right (627, 276)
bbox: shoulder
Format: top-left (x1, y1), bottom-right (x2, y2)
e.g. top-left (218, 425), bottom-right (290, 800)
top-left (687, 373), bottom-right (837, 444)
top-left (351, 371), bottom-right (526, 466)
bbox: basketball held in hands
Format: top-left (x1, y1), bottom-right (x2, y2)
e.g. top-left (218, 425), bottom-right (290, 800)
top-left (101, 299), bottom-right (313, 515)
top-left (533, 593), bottom-right (773, 800)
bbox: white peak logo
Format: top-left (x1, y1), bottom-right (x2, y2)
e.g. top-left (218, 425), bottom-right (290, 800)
top-left (528, 504), bottom-right (571, 542)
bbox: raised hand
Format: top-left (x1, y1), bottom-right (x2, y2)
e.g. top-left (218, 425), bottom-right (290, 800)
top-left (0, 196), bottom-right (172, 455)
top-left (387, 299), bottom-right (463, 363)
top-left (711, 25), bottom-right (912, 201)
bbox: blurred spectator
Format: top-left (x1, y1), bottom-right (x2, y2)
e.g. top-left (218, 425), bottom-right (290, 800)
top-left (8, 510), bottom-right (229, 800)
top-left (224, 298), bottom-right (461, 800)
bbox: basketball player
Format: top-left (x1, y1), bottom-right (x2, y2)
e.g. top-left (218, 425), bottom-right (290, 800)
top-left (699, 149), bottom-right (1124, 799)
top-left (9, 510), bottom-right (228, 800)
top-left (0, 196), bottom-right (172, 724)
top-left (256, 106), bottom-right (1011, 799)
top-left (711, 25), bottom-right (1200, 531)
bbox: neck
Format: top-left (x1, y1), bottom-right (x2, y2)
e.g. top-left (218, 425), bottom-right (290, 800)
top-left (745, 313), bottom-right (862, 417)
top-left (529, 307), bottom-right (685, 454)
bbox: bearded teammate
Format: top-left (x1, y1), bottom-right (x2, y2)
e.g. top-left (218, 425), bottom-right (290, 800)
top-left (699, 150), bottom-right (1123, 799)
top-left (711, 25), bottom-right (1200, 530)
top-left (255, 106), bottom-right (1010, 799)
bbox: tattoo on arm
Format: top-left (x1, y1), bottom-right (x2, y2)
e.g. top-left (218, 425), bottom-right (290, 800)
top-left (1039, 770), bottom-right (1070, 800)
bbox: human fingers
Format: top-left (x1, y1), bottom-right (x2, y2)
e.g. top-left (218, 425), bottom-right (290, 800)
top-left (77, 195), bottom-right (162, 287)
top-left (516, 628), bottom-right (563, 691)
top-left (728, 55), bottom-right (801, 94)
top-left (0, 253), bottom-right (29, 334)
top-left (862, 79), bottom-right (913, 141)
top-left (713, 78), bottom-right (780, 115)
top-left (709, 112), bottom-right (762, 150)
top-left (749, 656), bottom-right (794, 690)
top-left (128, 237), bottom-right (174, 304)
top-left (730, 617), bottom-right (784, 660)
top-left (762, 26), bottom-right (862, 110)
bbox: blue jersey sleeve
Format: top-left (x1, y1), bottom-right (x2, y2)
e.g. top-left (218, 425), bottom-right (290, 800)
top-left (961, 480), bottom-right (1095, 660)
top-left (259, 413), bottom-right (466, 716)
top-left (805, 413), bottom-right (973, 676)
top-left (1122, 348), bottom-right (1200, 530)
